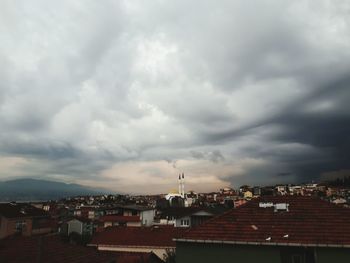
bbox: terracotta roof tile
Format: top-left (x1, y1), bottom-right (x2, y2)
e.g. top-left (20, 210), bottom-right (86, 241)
top-left (179, 196), bottom-right (350, 246)
top-left (0, 235), bottom-right (162, 263)
top-left (0, 203), bottom-right (48, 218)
top-left (90, 225), bottom-right (188, 247)
top-left (0, 235), bottom-right (113, 263)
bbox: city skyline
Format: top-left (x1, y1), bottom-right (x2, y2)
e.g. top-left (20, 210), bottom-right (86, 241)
top-left (0, 1), bottom-right (349, 194)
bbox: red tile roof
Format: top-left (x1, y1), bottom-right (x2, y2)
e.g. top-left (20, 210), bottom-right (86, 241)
top-left (177, 196), bottom-right (350, 247)
top-left (99, 215), bottom-right (140, 223)
top-left (0, 203), bottom-right (48, 218)
top-left (0, 235), bottom-right (162, 263)
top-left (90, 226), bottom-right (188, 248)
top-left (0, 235), bottom-right (114, 263)
top-left (122, 205), bottom-right (155, 211)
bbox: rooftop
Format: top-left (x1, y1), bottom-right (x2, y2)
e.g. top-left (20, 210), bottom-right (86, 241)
top-left (90, 226), bottom-right (188, 248)
top-left (0, 235), bottom-right (113, 263)
top-left (0, 203), bottom-right (48, 219)
top-left (0, 235), bottom-right (162, 263)
top-left (122, 205), bottom-right (155, 211)
top-left (176, 196), bottom-right (350, 247)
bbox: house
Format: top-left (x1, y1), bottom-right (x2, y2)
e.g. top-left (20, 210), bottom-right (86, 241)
top-left (261, 186), bottom-right (275, 196)
top-left (99, 215), bottom-right (141, 228)
top-left (253, 186), bottom-right (261, 196)
top-left (175, 196), bottom-right (350, 263)
top-left (101, 205), bottom-right (156, 225)
top-left (288, 185), bottom-right (303, 195)
top-left (76, 205), bottom-right (156, 227)
top-left (220, 187), bottom-right (235, 195)
top-left (331, 197), bottom-right (347, 205)
top-left (89, 225), bottom-right (187, 259)
top-left (73, 205), bottom-right (102, 220)
top-left (66, 218), bottom-right (96, 236)
top-left (103, 207), bottom-right (120, 215)
top-left (120, 205), bottom-right (155, 226)
top-left (157, 207), bottom-right (229, 228)
top-left (185, 190), bottom-right (198, 207)
top-left (243, 190), bottom-right (253, 199)
top-left (157, 207), bottom-right (199, 227)
top-left (0, 203), bottom-right (53, 239)
top-left (233, 198), bottom-right (247, 207)
top-left (275, 185), bottom-right (288, 195)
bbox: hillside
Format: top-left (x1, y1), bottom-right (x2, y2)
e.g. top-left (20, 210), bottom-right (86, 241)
top-left (0, 178), bottom-right (110, 201)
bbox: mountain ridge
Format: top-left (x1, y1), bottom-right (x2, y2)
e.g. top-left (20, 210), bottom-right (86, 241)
top-left (0, 178), bottom-right (112, 201)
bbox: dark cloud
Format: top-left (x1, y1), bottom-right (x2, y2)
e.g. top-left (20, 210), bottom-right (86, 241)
top-left (0, 136), bottom-right (77, 159)
top-left (190, 151), bottom-right (205, 159)
top-left (208, 151), bottom-right (225, 163)
top-left (0, 1), bottom-right (350, 192)
top-left (268, 77), bottom-right (350, 180)
top-left (190, 150), bottom-right (225, 163)
top-left (277, 172), bottom-right (293, 177)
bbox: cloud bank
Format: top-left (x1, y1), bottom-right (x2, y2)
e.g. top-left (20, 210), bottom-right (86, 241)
top-left (0, 0), bottom-right (349, 193)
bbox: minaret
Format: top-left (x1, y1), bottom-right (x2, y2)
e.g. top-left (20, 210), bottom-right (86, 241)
top-left (178, 174), bottom-right (181, 196)
top-left (181, 173), bottom-right (185, 198)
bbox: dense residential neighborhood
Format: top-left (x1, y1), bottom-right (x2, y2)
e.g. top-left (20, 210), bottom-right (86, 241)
top-left (2, 0), bottom-right (350, 262)
top-left (1, 176), bottom-right (350, 262)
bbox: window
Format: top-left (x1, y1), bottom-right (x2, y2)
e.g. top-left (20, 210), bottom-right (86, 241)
top-left (15, 220), bottom-right (27, 232)
top-left (124, 211), bottom-right (132, 216)
top-left (180, 219), bottom-right (190, 226)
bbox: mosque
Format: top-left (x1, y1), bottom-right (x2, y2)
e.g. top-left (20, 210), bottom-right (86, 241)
top-left (160, 173), bottom-right (197, 207)
top-left (165, 173), bottom-right (186, 206)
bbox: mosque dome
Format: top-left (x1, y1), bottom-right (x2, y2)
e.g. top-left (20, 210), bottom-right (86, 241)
top-left (169, 189), bottom-right (179, 194)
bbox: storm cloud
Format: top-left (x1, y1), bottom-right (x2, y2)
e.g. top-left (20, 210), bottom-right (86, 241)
top-left (0, 0), bottom-right (349, 193)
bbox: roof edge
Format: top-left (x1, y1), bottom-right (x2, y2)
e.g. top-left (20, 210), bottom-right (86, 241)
top-left (88, 244), bottom-right (176, 249)
top-left (173, 239), bottom-right (350, 248)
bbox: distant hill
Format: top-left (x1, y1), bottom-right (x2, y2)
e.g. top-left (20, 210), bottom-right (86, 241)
top-left (0, 178), bottom-right (111, 201)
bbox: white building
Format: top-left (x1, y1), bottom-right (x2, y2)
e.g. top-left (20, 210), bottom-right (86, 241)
top-left (121, 205), bottom-right (155, 226)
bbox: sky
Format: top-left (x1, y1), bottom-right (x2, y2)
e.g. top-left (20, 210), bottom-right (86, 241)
top-left (0, 0), bottom-right (350, 194)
